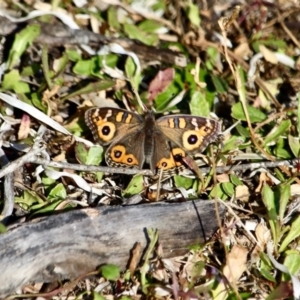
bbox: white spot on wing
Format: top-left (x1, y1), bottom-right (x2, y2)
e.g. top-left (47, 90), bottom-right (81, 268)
top-left (191, 118), bottom-right (198, 130)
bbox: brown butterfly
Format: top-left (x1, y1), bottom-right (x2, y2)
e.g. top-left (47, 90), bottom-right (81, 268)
top-left (85, 107), bottom-right (221, 174)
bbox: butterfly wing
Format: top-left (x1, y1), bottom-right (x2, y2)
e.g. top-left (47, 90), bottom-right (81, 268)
top-left (150, 131), bottom-right (187, 174)
top-left (85, 107), bottom-right (145, 169)
top-left (156, 114), bottom-right (221, 155)
top-left (105, 129), bottom-right (147, 169)
top-left (85, 107), bottom-right (143, 145)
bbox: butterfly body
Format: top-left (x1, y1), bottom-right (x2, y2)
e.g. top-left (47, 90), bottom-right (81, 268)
top-left (85, 107), bottom-right (221, 174)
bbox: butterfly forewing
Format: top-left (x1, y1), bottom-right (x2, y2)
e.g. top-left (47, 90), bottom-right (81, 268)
top-left (156, 115), bottom-right (221, 154)
top-left (85, 107), bottom-right (143, 146)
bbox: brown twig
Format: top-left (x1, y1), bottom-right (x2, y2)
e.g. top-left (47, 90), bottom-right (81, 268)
top-left (276, 9), bottom-right (300, 50)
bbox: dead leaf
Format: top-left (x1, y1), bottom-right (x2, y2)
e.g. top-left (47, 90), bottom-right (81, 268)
top-left (255, 172), bottom-right (273, 192)
top-left (235, 185), bottom-right (249, 202)
top-left (128, 242), bottom-right (142, 277)
top-left (216, 173), bottom-right (230, 183)
top-left (212, 245), bottom-right (248, 300)
top-left (148, 68), bottom-right (175, 102)
top-left (234, 41), bottom-right (252, 59)
top-left (223, 245), bottom-right (248, 282)
top-left (259, 45), bottom-right (278, 64)
top-left (18, 114), bottom-right (31, 140)
top-left (251, 222), bottom-right (271, 263)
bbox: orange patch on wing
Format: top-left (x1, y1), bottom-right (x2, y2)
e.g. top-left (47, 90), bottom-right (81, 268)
top-left (116, 112), bottom-right (124, 122)
top-left (109, 145), bottom-right (139, 166)
top-left (178, 118), bottom-right (186, 129)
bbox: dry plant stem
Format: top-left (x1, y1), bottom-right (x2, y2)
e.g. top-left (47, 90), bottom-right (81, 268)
top-left (210, 147), bottom-right (224, 257)
top-left (218, 13), bottom-right (242, 300)
top-left (218, 19), bottom-right (275, 162)
top-left (263, 9), bottom-right (297, 29)
top-left (217, 199), bottom-right (259, 246)
top-left (276, 10), bottom-right (300, 49)
top-left (236, 69), bottom-right (275, 162)
top-left (37, 159), bottom-right (294, 174)
top-left (0, 148), bottom-right (14, 219)
top-left (0, 146), bottom-right (46, 179)
top-left (32, 158), bottom-right (153, 175)
top-left (253, 108), bottom-right (295, 132)
top-left (0, 156), bottom-right (298, 179)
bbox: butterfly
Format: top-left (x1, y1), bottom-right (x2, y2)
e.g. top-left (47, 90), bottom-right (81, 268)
top-left (85, 107), bottom-right (221, 175)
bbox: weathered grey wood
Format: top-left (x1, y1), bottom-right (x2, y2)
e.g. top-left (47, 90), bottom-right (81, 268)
top-left (0, 200), bottom-right (224, 297)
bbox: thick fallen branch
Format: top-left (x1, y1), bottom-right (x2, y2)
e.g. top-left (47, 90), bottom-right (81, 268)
top-left (0, 200), bottom-right (224, 297)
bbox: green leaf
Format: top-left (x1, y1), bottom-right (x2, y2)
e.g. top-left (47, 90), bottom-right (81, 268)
top-left (252, 37), bottom-right (286, 53)
top-left (139, 20), bottom-right (163, 33)
top-left (264, 120), bottom-right (291, 146)
top-left (61, 80), bottom-right (115, 102)
top-left (66, 49), bottom-right (82, 62)
top-left (211, 74), bottom-right (228, 93)
top-left (231, 102), bottom-right (267, 123)
top-left (187, 2), bottom-right (201, 27)
top-left (75, 143), bottom-right (103, 165)
top-left (236, 124), bottom-right (251, 138)
top-left (123, 24), bottom-right (158, 45)
top-left (260, 268), bottom-right (276, 283)
top-left (278, 184), bottom-right (290, 223)
top-left (154, 71), bottom-right (183, 111)
top-left (262, 184), bottom-right (280, 246)
top-left (274, 141), bottom-right (292, 159)
top-left (282, 251), bottom-right (300, 281)
top-left (107, 6), bottom-right (121, 30)
top-left (15, 190), bottom-right (43, 209)
top-left (189, 91), bottom-right (210, 117)
top-left (119, 296), bottom-right (132, 300)
top-left (122, 175), bottom-right (144, 197)
top-left (221, 182), bottom-right (235, 197)
top-left (30, 199), bottom-right (62, 215)
top-left (75, 144), bottom-right (103, 182)
top-left (288, 135), bottom-right (300, 157)
top-left (125, 56), bottom-right (136, 78)
top-left (31, 92), bottom-right (47, 112)
top-left (100, 264), bottom-right (120, 281)
top-left (42, 175), bottom-right (56, 186)
top-left (86, 147), bottom-right (103, 165)
top-left (41, 44), bottom-right (52, 89)
top-left (222, 135), bottom-right (246, 152)
top-left (230, 174), bottom-right (243, 186)
top-left (2, 70), bottom-right (30, 93)
top-left (53, 52), bottom-right (68, 75)
top-left (205, 47), bottom-right (219, 71)
top-left (210, 183), bottom-right (227, 200)
top-left (21, 63), bottom-right (40, 76)
top-left (174, 175), bottom-right (194, 190)
top-left (7, 24), bottom-right (40, 69)
top-left (279, 215), bottom-right (300, 252)
top-left (93, 291), bottom-right (106, 300)
top-left (48, 183), bottom-right (67, 200)
top-left (73, 55), bottom-right (118, 78)
top-left (73, 57), bottom-right (100, 76)
top-left (262, 184), bottom-right (277, 217)
top-left (259, 252), bottom-right (276, 283)
top-left (0, 223), bottom-right (7, 233)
